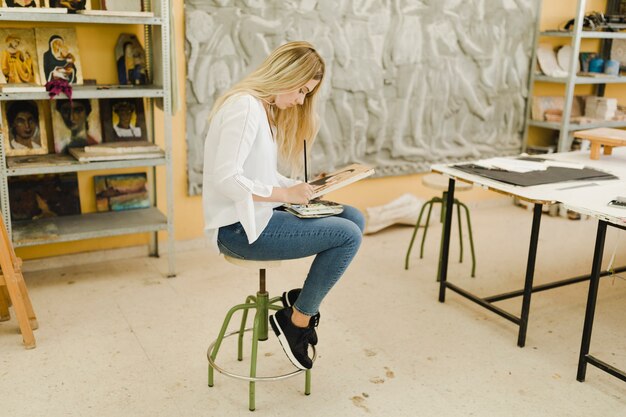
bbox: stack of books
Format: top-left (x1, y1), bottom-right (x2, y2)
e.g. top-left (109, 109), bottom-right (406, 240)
top-left (69, 141), bottom-right (164, 162)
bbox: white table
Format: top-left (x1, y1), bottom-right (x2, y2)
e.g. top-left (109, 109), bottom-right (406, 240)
top-left (431, 148), bottom-right (626, 348)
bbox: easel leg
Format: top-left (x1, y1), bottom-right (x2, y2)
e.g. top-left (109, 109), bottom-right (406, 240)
top-left (0, 283), bottom-right (10, 321)
top-left (13, 263), bottom-right (38, 329)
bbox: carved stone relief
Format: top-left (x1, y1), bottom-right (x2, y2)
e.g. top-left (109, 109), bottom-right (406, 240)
top-left (185, 0), bottom-right (537, 195)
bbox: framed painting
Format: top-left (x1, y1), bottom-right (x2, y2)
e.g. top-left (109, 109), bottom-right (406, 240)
top-left (1, 100), bottom-right (48, 156)
top-left (34, 27), bottom-right (83, 84)
top-left (94, 173), bottom-right (150, 212)
top-left (51, 98), bottom-right (102, 154)
top-left (99, 98), bottom-right (147, 142)
top-left (0, 28), bottom-right (40, 85)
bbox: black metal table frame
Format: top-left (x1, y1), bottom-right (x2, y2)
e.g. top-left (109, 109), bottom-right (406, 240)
top-left (438, 178), bottom-right (626, 348)
top-left (577, 220), bottom-right (626, 383)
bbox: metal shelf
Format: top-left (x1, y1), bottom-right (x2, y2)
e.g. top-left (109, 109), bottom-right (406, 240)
top-left (0, 10), bottom-right (162, 25)
top-left (541, 30), bottom-right (626, 39)
top-left (528, 119), bottom-right (626, 130)
top-left (534, 74), bottom-right (626, 84)
top-left (6, 155), bottom-right (166, 176)
top-left (12, 207), bottom-right (168, 248)
top-left (0, 85), bottom-right (165, 101)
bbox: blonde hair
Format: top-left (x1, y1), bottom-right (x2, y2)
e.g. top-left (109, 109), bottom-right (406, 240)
top-left (209, 41), bottom-right (325, 173)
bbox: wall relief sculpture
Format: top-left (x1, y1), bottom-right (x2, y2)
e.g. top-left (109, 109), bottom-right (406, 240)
top-left (185, 0), bottom-right (537, 195)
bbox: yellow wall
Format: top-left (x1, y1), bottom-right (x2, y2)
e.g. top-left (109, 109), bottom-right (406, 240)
top-left (16, 0), bottom-right (616, 259)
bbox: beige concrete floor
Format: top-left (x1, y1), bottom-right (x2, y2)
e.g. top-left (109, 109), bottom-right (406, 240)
top-left (1, 201), bottom-right (625, 416)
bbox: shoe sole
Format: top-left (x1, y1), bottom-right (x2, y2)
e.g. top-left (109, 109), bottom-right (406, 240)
top-left (269, 315), bottom-right (309, 371)
top-left (281, 292), bottom-right (292, 308)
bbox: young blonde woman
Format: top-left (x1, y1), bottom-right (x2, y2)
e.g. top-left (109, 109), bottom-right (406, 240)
top-left (202, 41), bottom-right (364, 370)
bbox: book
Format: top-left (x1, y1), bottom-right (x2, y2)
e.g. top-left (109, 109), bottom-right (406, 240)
top-left (69, 147), bottom-right (164, 162)
top-left (102, 0), bottom-right (142, 12)
top-left (309, 163), bottom-right (375, 199)
top-left (84, 141), bottom-right (160, 154)
top-left (76, 10), bottom-right (154, 17)
top-left (283, 200), bottom-right (344, 219)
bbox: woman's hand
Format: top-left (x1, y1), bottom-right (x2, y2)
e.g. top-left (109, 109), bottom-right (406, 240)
top-left (284, 182), bottom-right (314, 204)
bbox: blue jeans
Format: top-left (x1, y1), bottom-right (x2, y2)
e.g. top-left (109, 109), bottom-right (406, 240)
top-left (217, 205), bottom-right (365, 316)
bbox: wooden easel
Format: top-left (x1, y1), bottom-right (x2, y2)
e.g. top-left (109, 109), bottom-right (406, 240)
top-left (0, 216), bottom-right (37, 349)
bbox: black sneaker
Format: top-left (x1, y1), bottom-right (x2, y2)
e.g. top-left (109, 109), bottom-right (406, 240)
top-left (270, 308), bottom-right (316, 370)
top-left (280, 289), bottom-right (319, 346)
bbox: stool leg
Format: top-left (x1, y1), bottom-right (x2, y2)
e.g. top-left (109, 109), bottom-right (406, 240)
top-left (208, 303), bottom-right (255, 387)
top-left (420, 198), bottom-right (442, 259)
top-left (404, 200), bottom-right (430, 270)
top-left (459, 202), bottom-right (477, 278)
top-left (249, 310), bottom-right (263, 411)
top-left (456, 201), bottom-right (464, 263)
top-left (305, 369), bottom-right (311, 395)
top-left (238, 295), bottom-right (256, 361)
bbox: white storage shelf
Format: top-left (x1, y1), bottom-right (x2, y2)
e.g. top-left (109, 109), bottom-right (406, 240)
top-left (0, 11), bottom-right (162, 25)
top-left (541, 30), bottom-right (626, 39)
top-left (534, 74), bottom-right (626, 84)
top-left (12, 207), bottom-right (168, 248)
top-left (6, 156), bottom-right (166, 176)
top-left (0, 85), bottom-right (165, 101)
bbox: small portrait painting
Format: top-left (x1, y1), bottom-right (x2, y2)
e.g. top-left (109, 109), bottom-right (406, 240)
top-left (94, 173), bottom-right (150, 212)
top-left (99, 98), bottom-right (147, 142)
top-left (115, 34), bottom-right (148, 85)
top-left (45, 0), bottom-right (89, 13)
top-left (1, 100), bottom-right (48, 156)
top-left (51, 99), bottom-right (102, 154)
top-left (8, 173), bottom-right (80, 221)
top-left (2, 0), bottom-right (39, 7)
top-left (0, 28), bottom-right (40, 85)
top-left (35, 27), bottom-right (83, 84)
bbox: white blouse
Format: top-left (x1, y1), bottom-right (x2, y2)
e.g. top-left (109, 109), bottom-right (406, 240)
top-left (202, 93), bottom-right (300, 252)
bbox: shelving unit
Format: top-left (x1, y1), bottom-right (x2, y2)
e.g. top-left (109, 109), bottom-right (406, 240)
top-left (523, 0), bottom-right (626, 152)
top-left (0, 1), bottom-right (175, 277)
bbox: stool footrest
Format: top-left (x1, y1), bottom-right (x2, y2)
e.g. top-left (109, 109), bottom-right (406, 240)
top-left (207, 328), bottom-right (316, 382)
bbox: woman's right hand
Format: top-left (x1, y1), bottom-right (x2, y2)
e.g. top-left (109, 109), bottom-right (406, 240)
top-left (284, 182), bottom-right (314, 204)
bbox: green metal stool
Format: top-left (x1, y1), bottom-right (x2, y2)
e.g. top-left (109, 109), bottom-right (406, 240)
top-left (405, 173), bottom-right (476, 278)
top-left (207, 256), bottom-right (314, 411)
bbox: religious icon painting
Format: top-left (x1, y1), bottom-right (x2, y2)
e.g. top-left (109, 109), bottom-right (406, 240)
top-left (1, 100), bottom-right (48, 156)
top-left (99, 98), bottom-right (148, 142)
top-left (51, 99), bottom-right (102, 154)
top-left (34, 27), bottom-right (83, 85)
top-left (0, 28), bottom-right (41, 86)
top-left (44, 0), bottom-right (89, 13)
top-left (115, 33), bottom-right (148, 85)
top-left (1, 1), bottom-right (41, 7)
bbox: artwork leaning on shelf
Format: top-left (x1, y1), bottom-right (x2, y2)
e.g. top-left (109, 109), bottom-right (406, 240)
top-left (99, 97), bottom-right (147, 142)
top-left (51, 98), bottom-right (102, 154)
top-left (0, 28), bottom-right (41, 85)
top-left (115, 34), bottom-right (148, 86)
top-left (34, 27), bottom-right (83, 84)
top-left (45, 0), bottom-right (89, 13)
top-left (8, 173), bottom-right (81, 221)
top-left (1, 100), bottom-right (48, 156)
top-left (1, 1), bottom-right (39, 7)
top-left (94, 173), bottom-right (150, 212)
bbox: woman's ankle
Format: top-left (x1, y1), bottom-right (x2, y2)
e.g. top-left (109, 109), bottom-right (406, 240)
top-left (290, 308), bottom-right (311, 328)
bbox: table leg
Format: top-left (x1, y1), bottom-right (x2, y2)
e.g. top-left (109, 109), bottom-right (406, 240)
top-left (517, 203), bottom-right (543, 348)
top-left (589, 143), bottom-right (601, 160)
top-left (438, 178), bottom-right (456, 302)
top-left (577, 220), bottom-right (607, 382)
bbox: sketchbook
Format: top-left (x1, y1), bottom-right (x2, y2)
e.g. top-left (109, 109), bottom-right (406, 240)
top-left (283, 200), bottom-right (344, 219)
top-left (309, 163), bottom-right (374, 199)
